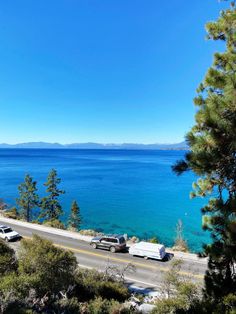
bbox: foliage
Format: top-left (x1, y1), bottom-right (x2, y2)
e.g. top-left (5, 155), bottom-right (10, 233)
top-left (18, 234), bottom-right (77, 297)
top-left (42, 218), bottom-right (66, 229)
top-left (73, 268), bottom-right (130, 302)
top-left (39, 169), bottom-right (65, 222)
top-left (16, 174), bottom-right (39, 222)
top-left (0, 236), bottom-right (134, 313)
top-left (172, 1), bottom-right (236, 310)
top-left (53, 297), bottom-right (81, 314)
top-left (152, 260), bottom-right (201, 314)
top-left (68, 200), bottom-right (82, 231)
top-left (148, 237), bottom-right (159, 244)
top-left (3, 207), bottom-right (19, 220)
top-left (0, 239), bottom-right (17, 275)
top-left (86, 297), bottom-right (136, 314)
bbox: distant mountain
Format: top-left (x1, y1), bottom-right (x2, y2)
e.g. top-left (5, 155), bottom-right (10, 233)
top-left (0, 141), bottom-right (188, 150)
top-left (0, 142), bottom-right (63, 148)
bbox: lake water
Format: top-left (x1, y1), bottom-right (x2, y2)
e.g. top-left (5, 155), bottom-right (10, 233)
top-left (0, 149), bottom-right (210, 251)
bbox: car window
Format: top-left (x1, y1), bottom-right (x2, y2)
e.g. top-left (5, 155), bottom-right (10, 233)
top-left (0, 229), bottom-right (3, 233)
top-left (3, 228), bottom-right (12, 233)
top-left (101, 238), bottom-right (109, 242)
top-left (119, 237), bottom-right (125, 244)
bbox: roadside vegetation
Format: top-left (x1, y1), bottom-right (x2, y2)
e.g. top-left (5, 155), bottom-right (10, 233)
top-left (0, 235), bottom-right (137, 314)
top-left (151, 259), bottom-right (201, 314)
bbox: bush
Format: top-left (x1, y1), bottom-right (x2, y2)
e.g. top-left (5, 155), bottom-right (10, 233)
top-left (0, 239), bottom-right (18, 275)
top-left (86, 297), bottom-right (136, 314)
top-left (3, 207), bottom-right (19, 220)
top-left (98, 281), bottom-right (130, 302)
top-left (18, 234), bottom-right (77, 297)
top-left (148, 237), bottom-right (159, 244)
top-left (74, 269), bottom-right (130, 302)
top-left (152, 260), bottom-right (201, 314)
top-left (3, 303), bottom-right (34, 314)
top-left (79, 229), bottom-right (102, 236)
top-left (54, 297), bottom-right (81, 314)
top-left (42, 218), bottom-right (66, 229)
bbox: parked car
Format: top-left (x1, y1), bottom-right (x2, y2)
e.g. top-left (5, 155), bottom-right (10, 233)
top-left (129, 241), bottom-right (166, 260)
top-left (90, 234), bottom-right (126, 253)
top-left (0, 225), bottom-right (21, 242)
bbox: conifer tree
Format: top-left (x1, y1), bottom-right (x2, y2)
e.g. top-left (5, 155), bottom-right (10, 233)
top-left (68, 200), bottom-right (82, 230)
top-left (40, 169), bottom-right (65, 222)
top-left (16, 174), bottom-right (39, 222)
top-left (173, 2), bottom-right (236, 310)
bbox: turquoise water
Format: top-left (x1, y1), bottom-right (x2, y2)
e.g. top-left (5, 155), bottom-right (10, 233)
top-left (0, 149), bottom-right (209, 251)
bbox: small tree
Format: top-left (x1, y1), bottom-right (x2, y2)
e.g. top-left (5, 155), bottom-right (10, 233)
top-left (16, 174), bottom-right (39, 222)
top-left (68, 200), bottom-right (82, 231)
top-left (40, 169), bottom-right (65, 222)
top-left (173, 219), bottom-right (189, 252)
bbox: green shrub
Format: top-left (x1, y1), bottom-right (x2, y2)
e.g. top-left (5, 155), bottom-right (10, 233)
top-left (54, 297), bottom-right (81, 314)
top-left (74, 269), bottom-right (130, 302)
top-left (3, 207), bottom-right (19, 220)
top-left (18, 235), bottom-right (77, 297)
top-left (87, 297), bottom-right (135, 314)
top-left (42, 218), bottom-right (66, 229)
top-left (148, 237), bottom-right (159, 244)
top-left (0, 239), bottom-right (18, 275)
top-left (98, 280), bottom-right (130, 302)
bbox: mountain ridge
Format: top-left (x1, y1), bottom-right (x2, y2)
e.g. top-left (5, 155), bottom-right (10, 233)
top-left (0, 141), bottom-right (188, 150)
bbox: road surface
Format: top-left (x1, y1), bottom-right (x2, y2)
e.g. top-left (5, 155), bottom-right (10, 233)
top-left (0, 218), bottom-right (207, 292)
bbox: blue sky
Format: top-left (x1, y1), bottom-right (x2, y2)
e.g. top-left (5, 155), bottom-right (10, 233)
top-left (0, 1), bottom-right (228, 144)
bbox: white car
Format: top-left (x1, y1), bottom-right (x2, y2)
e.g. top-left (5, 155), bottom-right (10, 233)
top-left (0, 225), bottom-right (21, 241)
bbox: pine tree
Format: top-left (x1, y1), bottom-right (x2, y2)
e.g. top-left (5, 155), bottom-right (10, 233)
top-left (68, 200), bottom-right (82, 231)
top-left (16, 174), bottom-right (39, 222)
top-left (40, 169), bottom-right (65, 222)
top-left (173, 1), bottom-right (236, 310)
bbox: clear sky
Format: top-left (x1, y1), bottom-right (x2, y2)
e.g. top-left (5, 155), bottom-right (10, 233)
top-left (0, 1), bottom-right (228, 144)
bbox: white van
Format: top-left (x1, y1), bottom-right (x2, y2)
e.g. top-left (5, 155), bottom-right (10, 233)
top-left (129, 241), bottom-right (166, 260)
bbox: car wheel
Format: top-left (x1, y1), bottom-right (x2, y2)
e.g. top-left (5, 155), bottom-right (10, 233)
top-left (110, 246), bottom-right (116, 253)
top-left (5, 237), bottom-right (9, 242)
top-left (92, 243), bottom-right (97, 249)
top-left (144, 256), bottom-right (148, 260)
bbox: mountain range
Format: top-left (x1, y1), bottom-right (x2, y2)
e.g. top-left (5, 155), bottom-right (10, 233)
top-left (0, 141), bottom-right (188, 150)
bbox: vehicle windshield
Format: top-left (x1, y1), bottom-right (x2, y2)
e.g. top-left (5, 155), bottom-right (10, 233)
top-left (4, 228), bottom-right (13, 233)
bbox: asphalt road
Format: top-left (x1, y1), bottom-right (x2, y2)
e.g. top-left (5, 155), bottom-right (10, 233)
top-left (1, 220), bottom-right (207, 292)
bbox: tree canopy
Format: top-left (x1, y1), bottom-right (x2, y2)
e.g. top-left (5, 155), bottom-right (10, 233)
top-left (16, 174), bottom-right (39, 222)
top-left (68, 200), bottom-right (82, 231)
top-left (40, 169), bottom-right (65, 222)
top-left (173, 2), bottom-right (236, 312)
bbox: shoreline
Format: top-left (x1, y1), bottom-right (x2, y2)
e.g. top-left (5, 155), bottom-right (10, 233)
top-left (0, 214), bottom-right (207, 265)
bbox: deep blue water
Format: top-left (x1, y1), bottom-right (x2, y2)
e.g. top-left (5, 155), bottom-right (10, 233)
top-left (0, 149), bottom-right (210, 251)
